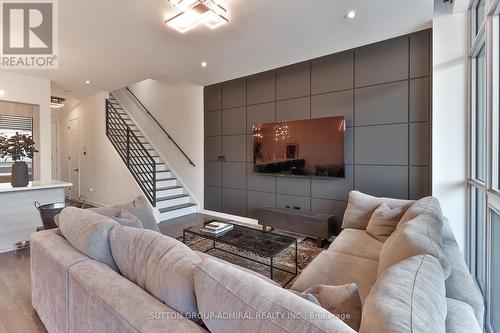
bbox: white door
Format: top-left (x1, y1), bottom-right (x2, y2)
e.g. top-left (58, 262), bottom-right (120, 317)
top-left (68, 119), bottom-right (80, 200)
top-left (51, 122), bottom-right (58, 180)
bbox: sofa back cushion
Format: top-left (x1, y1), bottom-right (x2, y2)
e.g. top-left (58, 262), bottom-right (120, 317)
top-left (109, 226), bottom-right (201, 318)
top-left (360, 255), bottom-right (447, 333)
top-left (398, 196), bottom-right (443, 225)
top-left (194, 257), bottom-right (356, 333)
top-left (366, 202), bottom-right (403, 241)
top-left (59, 207), bottom-right (119, 271)
top-left (378, 214), bottom-right (451, 278)
top-left (342, 191), bottom-right (414, 230)
top-left (445, 298), bottom-right (482, 333)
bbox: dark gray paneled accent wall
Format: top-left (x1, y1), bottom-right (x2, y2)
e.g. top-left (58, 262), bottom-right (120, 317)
top-left (204, 29), bottom-right (432, 219)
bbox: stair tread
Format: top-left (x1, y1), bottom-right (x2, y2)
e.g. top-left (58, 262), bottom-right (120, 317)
top-left (156, 194), bottom-right (189, 202)
top-left (157, 185), bottom-right (183, 191)
top-left (159, 203), bottom-right (196, 213)
top-left (137, 170), bottom-right (170, 174)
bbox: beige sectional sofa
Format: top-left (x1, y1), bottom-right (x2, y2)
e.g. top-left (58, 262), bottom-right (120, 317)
top-left (31, 192), bottom-right (484, 333)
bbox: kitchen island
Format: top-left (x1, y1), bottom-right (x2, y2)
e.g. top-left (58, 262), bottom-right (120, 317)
top-left (0, 181), bottom-right (72, 253)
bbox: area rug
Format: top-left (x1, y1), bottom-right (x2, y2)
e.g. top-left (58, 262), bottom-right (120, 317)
top-left (179, 230), bottom-right (330, 288)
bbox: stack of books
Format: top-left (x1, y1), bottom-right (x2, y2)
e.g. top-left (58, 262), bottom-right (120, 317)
top-left (200, 221), bottom-right (233, 235)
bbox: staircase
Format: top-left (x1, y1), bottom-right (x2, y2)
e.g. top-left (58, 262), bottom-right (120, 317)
top-left (105, 93), bottom-right (197, 221)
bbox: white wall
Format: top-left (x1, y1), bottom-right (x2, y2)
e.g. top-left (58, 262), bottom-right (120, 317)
top-left (432, 12), bottom-right (468, 251)
top-left (58, 92), bottom-right (142, 206)
top-left (0, 71), bottom-right (51, 182)
top-left (114, 79), bottom-right (204, 206)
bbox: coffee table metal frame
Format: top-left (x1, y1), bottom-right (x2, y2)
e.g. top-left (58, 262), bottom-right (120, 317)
top-left (183, 223), bottom-right (298, 286)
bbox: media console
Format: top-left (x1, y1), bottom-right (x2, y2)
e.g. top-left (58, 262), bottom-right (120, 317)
top-left (256, 206), bottom-right (340, 241)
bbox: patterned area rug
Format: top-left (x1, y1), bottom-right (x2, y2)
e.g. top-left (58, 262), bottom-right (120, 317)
top-left (179, 230), bottom-right (329, 288)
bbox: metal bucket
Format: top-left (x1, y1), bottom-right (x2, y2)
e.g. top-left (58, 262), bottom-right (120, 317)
top-left (34, 201), bottom-right (70, 230)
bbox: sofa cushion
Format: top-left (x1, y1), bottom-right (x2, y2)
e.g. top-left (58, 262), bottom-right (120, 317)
top-left (360, 255), bottom-right (447, 333)
top-left (442, 219), bottom-right (485, 326)
top-left (291, 250), bottom-right (379, 303)
top-left (445, 298), bottom-right (482, 333)
top-left (195, 251), bottom-right (279, 286)
top-left (399, 196), bottom-right (443, 225)
top-left (304, 284), bottom-right (362, 331)
top-left (109, 226), bottom-right (201, 318)
top-left (366, 202), bottom-right (403, 241)
top-left (327, 229), bottom-right (383, 261)
top-left (59, 207), bottom-right (119, 271)
top-left (68, 260), bottom-right (208, 333)
top-left (342, 191), bottom-right (414, 230)
top-left (378, 214), bottom-right (451, 279)
top-left (90, 207), bottom-right (144, 228)
top-left (194, 257), bottom-right (356, 333)
top-left (114, 196), bottom-right (160, 232)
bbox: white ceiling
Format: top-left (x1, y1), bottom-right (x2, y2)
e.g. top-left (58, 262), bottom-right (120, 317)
top-left (11, 0), bottom-right (433, 101)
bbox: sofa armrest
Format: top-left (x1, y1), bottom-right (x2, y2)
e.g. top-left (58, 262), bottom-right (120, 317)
top-left (31, 229), bottom-right (90, 333)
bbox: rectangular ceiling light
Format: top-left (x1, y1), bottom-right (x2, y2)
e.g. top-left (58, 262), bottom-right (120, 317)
top-left (165, 0), bottom-right (228, 33)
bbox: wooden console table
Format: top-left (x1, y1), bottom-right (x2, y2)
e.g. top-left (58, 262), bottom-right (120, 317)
top-left (256, 206), bottom-right (340, 241)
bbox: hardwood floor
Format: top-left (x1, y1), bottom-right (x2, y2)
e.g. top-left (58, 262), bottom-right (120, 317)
top-left (0, 213), bottom-right (214, 333)
top-left (0, 248), bottom-right (47, 333)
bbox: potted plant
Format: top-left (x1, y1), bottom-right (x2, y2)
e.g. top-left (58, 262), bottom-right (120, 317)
top-left (0, 132), bottom-right (38, 187)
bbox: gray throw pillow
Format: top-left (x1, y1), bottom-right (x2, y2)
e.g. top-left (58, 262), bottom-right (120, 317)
top-left (115, 196), bottom-right (160, 232)
top-left (304, 284), bottom-right (362, 331)
top-left (90, 207), bottom-right (143, 228)
top-left (366, 202), bottom-right (403, 241)
top-left (59, 207), bottom-right (119, 271)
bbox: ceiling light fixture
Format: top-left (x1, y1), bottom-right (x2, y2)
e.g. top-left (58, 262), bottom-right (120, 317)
top-left (165, 0), bottom-right (228, 33)
top-left (201, 62), bottom-right (207, 67)
top-left (345, 10), bottom-right (357, 19)
top-left (0, 90), bottom-right (5, 96)
top-left (85, 80), bottom-right (91, 85)
top-left (50, 96), bottom-right (66, 108)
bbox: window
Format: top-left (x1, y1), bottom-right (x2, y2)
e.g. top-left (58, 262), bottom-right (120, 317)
top-left (467, 1), bottom-right (500, 331)
top-left (476, 45), bottom-right (487, 182)
top-left (0, 115), bottom-right (33, 182)
top-left (490, 211), bottom-right (500, 332)
top-left (476, 0), bottom-right (485, 34)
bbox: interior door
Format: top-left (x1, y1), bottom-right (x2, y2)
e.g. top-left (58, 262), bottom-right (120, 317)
top-left (68, 119), bottom-right (80, 200)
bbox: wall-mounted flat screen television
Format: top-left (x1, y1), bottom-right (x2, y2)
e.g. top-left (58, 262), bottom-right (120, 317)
top-left (253, 116), bottom-right (345, 178)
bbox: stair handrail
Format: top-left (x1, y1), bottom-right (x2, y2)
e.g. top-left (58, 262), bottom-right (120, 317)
top-left (124, 87), bottom-right (196, 167)
top-left (106, 98), bottom-right (157, 206)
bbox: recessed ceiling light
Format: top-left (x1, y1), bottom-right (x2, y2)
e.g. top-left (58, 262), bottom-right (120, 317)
top-left (85, 80), bottom-right (91, 85)
top-left (201, 62), bottom-right (207, 67)
top-left (346, 10), bottom-right (357, 19)
top-left (0, 90), bottom-right (5, 96)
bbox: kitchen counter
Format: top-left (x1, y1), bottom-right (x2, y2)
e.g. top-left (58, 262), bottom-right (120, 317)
top-left (0, 180), bottom-right (72, 253)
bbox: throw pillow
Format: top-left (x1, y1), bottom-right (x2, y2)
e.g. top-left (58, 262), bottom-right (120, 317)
top-left (342, 191), bottom-right (413, 230)
top-left (366, 202), bottom-right (403, 241)
top-left (90, 207), bottom-right (143, 228)
top-left (304, 284), bottom-right (362, 331)
top-left (378, 214), bottom-right (451, 279)
top-left (193, 257), bottom-right (355, 333)
top-left (59, 207), bottom-right (119, 271)
top-left (115, 196), bottom-right (160, 232)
